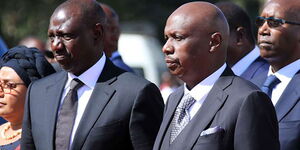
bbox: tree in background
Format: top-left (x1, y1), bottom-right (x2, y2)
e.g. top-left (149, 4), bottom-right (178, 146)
top-left (0, 0), bottom-right (265, 48)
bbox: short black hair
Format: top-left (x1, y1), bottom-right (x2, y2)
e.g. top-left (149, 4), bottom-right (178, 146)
top-left (55, 0), bottom-right (106, 28)
top-left (215, 2), bottom-right (255, 44)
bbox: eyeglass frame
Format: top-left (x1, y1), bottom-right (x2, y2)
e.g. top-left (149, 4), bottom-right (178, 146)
top-left (0, 81), bottom-right (26, 94)
top-left (255, 16), bottom-right (300, 28)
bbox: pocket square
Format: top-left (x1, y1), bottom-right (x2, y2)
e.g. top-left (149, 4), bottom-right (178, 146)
top-left (200, 126), bottom-right (224, 136)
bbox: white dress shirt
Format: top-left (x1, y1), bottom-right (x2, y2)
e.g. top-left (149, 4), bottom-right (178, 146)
top-left (58, 54), bottom-right (106, 148)
top-left (184, 63), bottom-right (226, 119)
top-left (231, 46), bottom-right (260, 76)
top-left (267, 59), bottom-right (300, 105)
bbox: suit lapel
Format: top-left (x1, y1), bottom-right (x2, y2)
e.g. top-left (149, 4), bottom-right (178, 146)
top-left (71, 81), bottom-right (115, 150)
top-left (275, 72), bottom-right (300, 122)
top-left (185, 75), bottom-right (232, 148)
top-left (71, 59), bottom-right (121, 150)
top-left (154, 86), bottom-right (184, 149)
top-left (241, 57), bottom-right (269, 80)
top-left (173, 66), bottom-right (233, 149)
top-left (169, 66), bottom-right (234, 149)
top-left (44, 72), bottom-right (68, 149)
top-left (250, 69), bottom-right (268, 88)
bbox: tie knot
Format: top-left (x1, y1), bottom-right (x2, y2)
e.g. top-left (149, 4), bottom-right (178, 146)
top-left (70, 78), bottom-right (84, 91)
top-left (263, 75), bottom-right (280, 88)
top-left (179, 94), bottom-right (196, 111)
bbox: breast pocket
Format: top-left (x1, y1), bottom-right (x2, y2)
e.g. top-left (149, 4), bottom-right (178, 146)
top-left (84, 120), bottom-right (124, 148)
top-left (279, 120), bottom-right (300, 149)
top-left (90, 120), bottom-right (123, 136)
top-left (192, 130), bottom-right (225, 150)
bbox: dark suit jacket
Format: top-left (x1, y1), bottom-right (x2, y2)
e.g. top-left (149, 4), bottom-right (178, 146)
top-left (21, 59), bottom-right (164, 150)
top-left (251, 70), bottom-right (300, 150)
top-left (240, 56), bottom-right (269, 81)
top-left (153, 67), bottom-right (279, 150)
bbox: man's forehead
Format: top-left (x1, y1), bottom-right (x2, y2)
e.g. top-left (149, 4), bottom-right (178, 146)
top-left (166, 12), bottom-right (207, 32)
top-left (166, 14), bottom-right (191, 31)
top-left (168, 14), bottom-right (190, 25)
top-left (263, 1), bottom-right (300, 16)
top-left (48, 15), bottom-right (82, 34)
top-left (50, 7), bottom-right (83, 27)
top-left (55, 9), bottom-right (68, 21)
top-left (51, 6), bottom-right (81, 20)
top-left (261, 2), bottom-right (280, 16)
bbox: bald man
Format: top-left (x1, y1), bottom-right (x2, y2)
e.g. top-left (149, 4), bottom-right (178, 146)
top-left (153, 2), bottom-right (279, 150)
top-left (100, 3), bottom-right (133, 72)
top-left (252, 0), bottom-right (300, 149)
top-left (21, 0), bottom-right (164, 149)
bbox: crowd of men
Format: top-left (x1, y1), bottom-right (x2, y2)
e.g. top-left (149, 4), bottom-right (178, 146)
top-left (0, 0), bottom-right (299, 149)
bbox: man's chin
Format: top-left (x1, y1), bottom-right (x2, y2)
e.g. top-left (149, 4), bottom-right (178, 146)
top-left (58, 63), bottom-right (72, 72)
top-left (260, 52), bottom-right (279, 63)
top-left (169, 69), bottom-right (184, 78)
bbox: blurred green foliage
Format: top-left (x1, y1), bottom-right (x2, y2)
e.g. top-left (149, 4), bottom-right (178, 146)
top-left (0, 0), bottom-right (265, 48)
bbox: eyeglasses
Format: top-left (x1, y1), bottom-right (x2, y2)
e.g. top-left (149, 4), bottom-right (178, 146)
top-left (255, 16), bottom-right (300, 28)
top-left (0, 81), bottom-right (25, 94)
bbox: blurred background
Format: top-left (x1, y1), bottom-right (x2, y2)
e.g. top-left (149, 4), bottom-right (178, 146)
top-left (0, 0), bottom-right (266, 87)
top-left (0, 0), bottom-right (265, 47)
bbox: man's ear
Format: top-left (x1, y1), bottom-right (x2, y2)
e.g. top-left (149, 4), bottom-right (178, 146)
top-left (209, 32), bottom-right (222, 53)
top-left (236, 26), bottom-right (245, 46)
top-left (94, 23), bottom-right (104, 41)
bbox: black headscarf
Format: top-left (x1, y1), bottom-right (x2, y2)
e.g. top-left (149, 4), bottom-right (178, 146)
top-left (0, 46), bottom-right (56, 87)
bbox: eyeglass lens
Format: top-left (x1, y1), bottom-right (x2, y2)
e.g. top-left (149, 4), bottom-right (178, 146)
top-left (256, 17), bottom-right (283, 28)
top-left (0, 82), bottom-right (24, 94)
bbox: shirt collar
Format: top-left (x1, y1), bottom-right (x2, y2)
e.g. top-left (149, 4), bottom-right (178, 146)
top-left (67, 53), bottom-right (106, 89)
top-left (111, 51), bottom-right (120, 58)
top-left (231, 46), bottom-right (260, 76)
top-left (268, 59), bottom-right (300, 82)
top-left (184, 63), bottom-right (226, 101)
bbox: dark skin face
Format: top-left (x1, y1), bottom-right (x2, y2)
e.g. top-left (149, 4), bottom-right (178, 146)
top-left (48, 6), bottom-right (103, 76)
top-left (102, 5), bottom-right (120, 57)
top-left (226, 27), bottom-right (254, 67)
top-left (258, 1), bottom-right (300, 72)
top-left (163, 2), bottom-right (227, 89)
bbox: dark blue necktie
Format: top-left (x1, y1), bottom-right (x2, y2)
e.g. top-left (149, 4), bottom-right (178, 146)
top-left (261, 75), bottom-right (281, 98)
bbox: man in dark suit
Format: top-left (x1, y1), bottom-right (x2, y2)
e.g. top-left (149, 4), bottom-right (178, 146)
top-left (100, 3), bottom-right (134, 73)
top-left (252, 0), bottom-right (300, 149)
top-left (153, 2), bottom-right (279, 150)
top-left (21, 0), bottom-right (164, 149)
top-left (215, 2), bottom-right (269, 81)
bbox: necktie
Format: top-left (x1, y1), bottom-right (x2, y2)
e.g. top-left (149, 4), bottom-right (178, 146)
top-left (261, 75), bottom-right (281, 98)
top-left (170, 94), bottom-right (196, 144)
top-left (55, 78), bottom-right (84, 150)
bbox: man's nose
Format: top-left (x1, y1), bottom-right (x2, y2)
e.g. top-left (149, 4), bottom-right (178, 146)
top-left (258, 21), bottom-right (270, 36)
top-left (51, 37), bottom-right (64, 52)
top-left (162, 41), bottom-right (174, 55)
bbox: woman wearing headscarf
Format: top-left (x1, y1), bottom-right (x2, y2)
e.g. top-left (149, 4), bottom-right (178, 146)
top-left (0, 46), bottom-right (55, 149)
